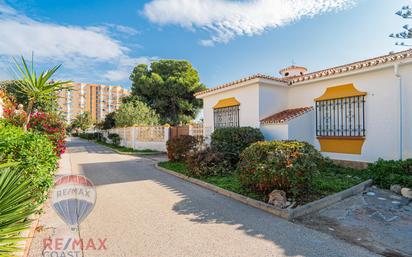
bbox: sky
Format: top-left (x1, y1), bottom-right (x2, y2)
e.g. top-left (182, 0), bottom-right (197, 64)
top-left (0, 0), bottom-right (409, 89)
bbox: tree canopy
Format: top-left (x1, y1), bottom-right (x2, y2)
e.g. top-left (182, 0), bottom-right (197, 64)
top-left (100, 111), bottom-right (116, 130)
top-left (114, 99), bottom-right (160, 127)
top-left (71, 112), bottom-right (93, 131)
top-left (129, 60), bottom-right (206, 125)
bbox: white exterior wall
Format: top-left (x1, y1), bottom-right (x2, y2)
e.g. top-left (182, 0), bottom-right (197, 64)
top-left (260, 124), bottom-right (288, 140)
top-left (202, 83), bottom-right (260, 138)
top-left (400, 64), bottom-right (412, 159)
top-left (287, 111), bottom-right (315, 144)
top-left (259, 83), bottom-right (288, 120)
top-left (287, 63), bottom-right (412, 162)
top-left (199, 61), bottom-right (411, 162)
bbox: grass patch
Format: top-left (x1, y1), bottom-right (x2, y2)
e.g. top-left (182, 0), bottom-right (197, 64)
top-left (311, 164), bottom-right (365, 200)
top-left (159, 161), bottom-right (370, 205)
top-left (159, 161), bottom-right (268, 202)
top-left (94, 140), bottom-right (161, 154)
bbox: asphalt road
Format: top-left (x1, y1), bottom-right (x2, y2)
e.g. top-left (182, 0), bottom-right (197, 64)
top-left (28, 137), bottom-right (379, 257)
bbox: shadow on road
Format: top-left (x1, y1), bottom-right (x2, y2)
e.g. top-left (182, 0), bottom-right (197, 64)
top-left (73, 138), bottom-right (375, 257)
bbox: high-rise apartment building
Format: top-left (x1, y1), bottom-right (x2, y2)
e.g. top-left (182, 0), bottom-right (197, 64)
top-left (58, 83), bottom-right (129, 122)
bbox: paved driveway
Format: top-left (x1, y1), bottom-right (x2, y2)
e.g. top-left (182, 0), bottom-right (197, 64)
top-left (28, 137), bottom-right (379, 257)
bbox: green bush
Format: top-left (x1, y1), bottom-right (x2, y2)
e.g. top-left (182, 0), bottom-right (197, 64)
top-left (0, 121), bottom-right (58, 203)
top-left (79, 132), bottom-right (103, 141)
top-left (186, 148), bottom-right (231, 177)
top-left (211, 127), bottom-right (264, 166)
top-left (238, 140), bottom-right (324, 200)
top-left (108, 133), bottom-right (121, 146)
top-left (367, 159), bottom-right (412, 188)
top-left (166, 135), bottom-right (198, 161)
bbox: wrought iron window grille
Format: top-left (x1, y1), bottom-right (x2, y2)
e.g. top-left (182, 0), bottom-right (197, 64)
top-left (315, 96), bottom-right (365, 137)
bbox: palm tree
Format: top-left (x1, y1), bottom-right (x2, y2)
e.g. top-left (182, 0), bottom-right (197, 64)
top-left (13, 55), bottom-right (72, 131)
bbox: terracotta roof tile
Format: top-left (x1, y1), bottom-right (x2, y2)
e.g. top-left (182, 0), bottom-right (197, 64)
top-left (260, 107), bottom-right (314, 124)
top-left (194, 74), bottom-right (286, 97)
top-left (286, 48), bottom-right (412, 84)
top-left (195, 49), bottom-right (412, 97)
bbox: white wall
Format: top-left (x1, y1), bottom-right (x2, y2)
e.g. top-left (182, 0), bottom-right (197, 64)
top-left (288, 111), bottom-right (315, 144)
top-left (202, 83), bottom-right (260, 137)
top-left (259, 83), bottom-right (288, 120)
top-left (260, 124), bottom-right (288, 140)
top-left (287, 64), bottom-right (412, 162)
top-left (400, 64), bottom-right (412, 159)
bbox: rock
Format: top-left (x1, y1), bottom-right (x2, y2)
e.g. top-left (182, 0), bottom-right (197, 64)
top-left (390, 184), bottom-right (402, 194)
top-left (401, 188), bottom-right (412, 199)
top-left (268, 190), bottom-right (287, 208)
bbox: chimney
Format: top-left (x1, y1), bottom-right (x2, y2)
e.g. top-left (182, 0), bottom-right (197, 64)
top-left (279, 65), bottom-right (308, 78)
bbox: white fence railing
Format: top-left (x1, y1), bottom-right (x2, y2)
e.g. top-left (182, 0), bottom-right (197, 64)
top-left (101, 123), bottom-right (204, 152)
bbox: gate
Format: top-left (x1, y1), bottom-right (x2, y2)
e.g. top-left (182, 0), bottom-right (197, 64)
top-left (169, 125), bottom-right (189, 139)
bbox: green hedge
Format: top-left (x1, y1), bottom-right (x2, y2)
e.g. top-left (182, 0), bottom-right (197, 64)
top-left (211, 127), bottom-right (264, 166)
top-left (78, 132), bottom-right (103, 141)
top-left (0, 121), bottom-right (58, 203)
top-left (367, 158), bottom-right (412, 189)
top-left (238, 140), bottom-right (324, 200)
top-left (108, 133), bottom-right (121, 146)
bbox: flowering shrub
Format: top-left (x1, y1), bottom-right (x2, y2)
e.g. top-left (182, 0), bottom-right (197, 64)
top-left (4, 109), bottom-right (66, 156)
top-left (186, 147), bottom-right (231, 177)
top-left (166, 135), bottom-right (198, 161)
top-left (0, 120), bottom-right (58, 204)
top-left (238, 141), bottom-right (324, 200)
top-left (27, 112), bottom-right (66, 156)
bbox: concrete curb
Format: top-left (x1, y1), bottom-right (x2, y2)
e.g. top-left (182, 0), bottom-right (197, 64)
top-left (155, 163), bottom-right (373, 221)
top-left (289, 179), bottom-right (373, 219)
top-left (21, 203), bottom-right (44, 257)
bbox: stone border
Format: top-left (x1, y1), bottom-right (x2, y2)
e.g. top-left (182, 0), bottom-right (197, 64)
top-left (155, 163), bottom-right (372, 220)
top-left (21, 211), bottom-right (42, 257)
top-left (289, 179), bottom-right (372, 219)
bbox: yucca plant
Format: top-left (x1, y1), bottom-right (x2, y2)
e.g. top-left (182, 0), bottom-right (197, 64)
top-left (12, 54), bottom-right (72, 131)
top-left (0, 162), bottom-right (38, 256)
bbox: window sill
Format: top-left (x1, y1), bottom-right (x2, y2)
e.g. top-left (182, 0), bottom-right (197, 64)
top-left (317, 136), bottom-right (365, 155)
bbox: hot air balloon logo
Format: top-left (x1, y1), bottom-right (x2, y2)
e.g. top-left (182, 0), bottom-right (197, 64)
top-left (52, 175), bottom-right (96, 227)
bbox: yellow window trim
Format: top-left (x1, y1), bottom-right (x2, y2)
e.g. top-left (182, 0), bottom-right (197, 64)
top-left (315, 84), bottom-right (366, 101)
top-left (317, 136), bottom-right (365, 155)
top-left (213, 97), bottom-right (240, 109)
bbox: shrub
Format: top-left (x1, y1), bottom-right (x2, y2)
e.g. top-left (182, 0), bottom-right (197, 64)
top-left (79, 132), bottom-right (103, 141)
top-left (0, 162), bottom-right (39, 255)
top-left (27, 112), bottom-right (66, 157)
top-left (186, 147), bottom-right (231, 177)
top-left (4, 110), bottom-right (66, 156)
top-left (238, 141), bottom-right (324, 200)
top-left (108, 133), bottom-right (121, 146)
top-left (211, 127), bottom-right (264, 166)
top-left (367, 159), bottom-right (412, 188)
top-left (0, 121), bottom-right (58, 203)
top-left (166, 135), bottom-right (197, 161)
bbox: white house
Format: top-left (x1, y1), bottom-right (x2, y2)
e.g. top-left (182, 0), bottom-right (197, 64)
top-left (196, 49), bottom-right (412, 165)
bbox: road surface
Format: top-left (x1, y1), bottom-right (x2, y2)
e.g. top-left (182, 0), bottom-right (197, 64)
top-left (28, 137), bottom-right (379, 257)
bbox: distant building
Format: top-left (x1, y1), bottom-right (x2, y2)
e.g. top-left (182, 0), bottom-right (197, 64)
top-left (58, 83), bottom-right (129, 122)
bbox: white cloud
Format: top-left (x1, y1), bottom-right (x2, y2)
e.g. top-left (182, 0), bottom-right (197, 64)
top-left (103, 56), bottom-right (153, 81)
top-left (0, 2), bottom-right (149, 83)
top-left (143, 0), bottom-right (357, 46)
